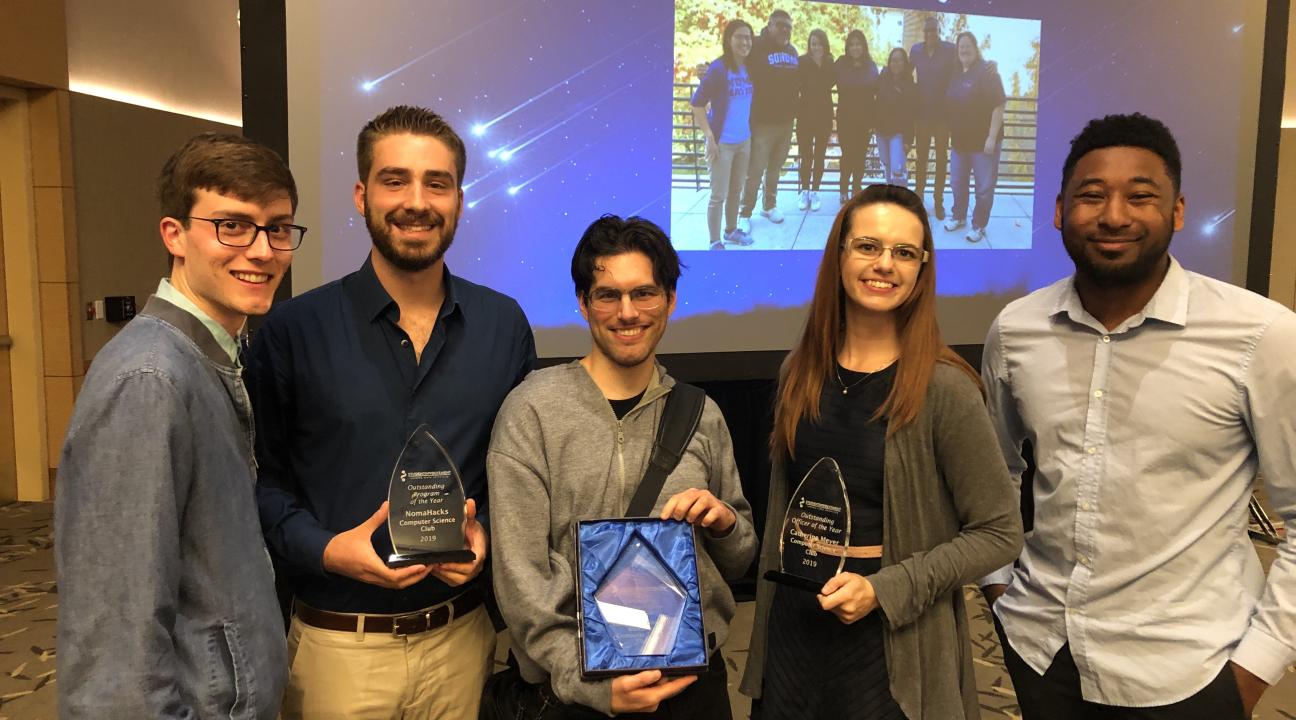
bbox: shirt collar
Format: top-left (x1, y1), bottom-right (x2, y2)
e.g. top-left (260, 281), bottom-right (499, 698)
top-left (1053, 256), bottom-right (1189, 331)
top-left (155, 278), bottom-right (243, 364)
top-left (346, 254), bottom-right (463, 324)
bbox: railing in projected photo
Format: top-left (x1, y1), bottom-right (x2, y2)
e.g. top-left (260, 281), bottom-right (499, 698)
top-left (672, 81), bottom-right (1038, 195)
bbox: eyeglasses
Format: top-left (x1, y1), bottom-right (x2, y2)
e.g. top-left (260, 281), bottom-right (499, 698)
top-left (842, 237), bottom-right (929, 264)
top-left (586, 286), bottom-right (667, 312)
top-left (187, 217), bottom-right (307, 251)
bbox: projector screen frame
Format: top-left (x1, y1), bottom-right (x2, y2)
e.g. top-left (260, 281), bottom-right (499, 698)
top-left (239, 0), bottom-right (1289, 382)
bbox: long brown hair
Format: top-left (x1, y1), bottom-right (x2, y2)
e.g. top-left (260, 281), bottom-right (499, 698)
top-left (770, 184), bottom-right (979, 458)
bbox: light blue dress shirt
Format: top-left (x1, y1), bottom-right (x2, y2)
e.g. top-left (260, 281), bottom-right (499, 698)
top-left (981, 257), bottom-right (1296, 706)
top-left (155, 278), bottom-right (242, 365)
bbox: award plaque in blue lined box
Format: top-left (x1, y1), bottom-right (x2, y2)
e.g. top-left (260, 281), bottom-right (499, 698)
top-left (574, 518), bottom-right (707, 678)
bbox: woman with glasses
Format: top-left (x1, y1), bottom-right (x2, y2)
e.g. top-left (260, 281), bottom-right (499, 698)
top-left (741, 184), bottom-right (1021, 719)
top-left (692, 19), bottom-right (756, 250)
top-left (944, 31), bottom-right (1007, 244)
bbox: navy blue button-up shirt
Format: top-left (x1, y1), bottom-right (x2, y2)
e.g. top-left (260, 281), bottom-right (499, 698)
top-left (249, 257), bottom-right (535, 614)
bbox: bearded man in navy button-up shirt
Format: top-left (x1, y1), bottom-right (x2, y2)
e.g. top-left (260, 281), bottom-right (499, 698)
top-left (248, 105), bottom-right (535, 719)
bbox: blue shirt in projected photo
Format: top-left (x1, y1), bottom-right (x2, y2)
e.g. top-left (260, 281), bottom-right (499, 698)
top-left (719, 66), bottom-right (752, 144)
top-left (692, 59), bottom-right (751, 145)
top-left (945, 59), bottom-right (1007, 152)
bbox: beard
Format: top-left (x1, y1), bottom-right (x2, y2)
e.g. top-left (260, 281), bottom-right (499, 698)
top-left (365, 202), bottom-right (456, 273)
top-left (1063, 227), bottom-right (1172, 289)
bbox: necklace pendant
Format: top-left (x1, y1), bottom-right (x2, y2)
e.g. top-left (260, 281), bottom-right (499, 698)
top-left (842, 388), bottom-right (848, 395)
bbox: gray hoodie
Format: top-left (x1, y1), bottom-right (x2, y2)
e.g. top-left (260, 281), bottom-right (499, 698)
top-left (488, 361), bottom-right (757, 714)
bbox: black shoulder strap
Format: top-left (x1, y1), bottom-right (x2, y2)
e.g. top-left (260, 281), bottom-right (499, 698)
top-left (624, 382), bottom-right (707, 517)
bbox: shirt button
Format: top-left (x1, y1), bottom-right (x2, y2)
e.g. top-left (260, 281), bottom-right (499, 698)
top-left (1080, 501), bottom-right (1092, 511)
top-left (1094, 390), bottom-right (1103, 398)
top-left (1102, 335), bottom-right (1111, 343)
top-left (1078, 554), bottom-right (1090, 567)
top-left (1087, 446), bottom-right (1097, 455)
top-left (400, 339), bottom-right (409, 346)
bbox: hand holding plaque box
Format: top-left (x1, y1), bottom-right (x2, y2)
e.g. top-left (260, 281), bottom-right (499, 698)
top-left (386, 424), bottom-right (476, 568)
top-left (763, 456), bottom-right (852, 592)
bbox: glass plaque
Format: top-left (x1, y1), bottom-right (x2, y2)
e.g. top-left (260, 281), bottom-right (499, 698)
top-left (386, 424), bottom-right (475, 567)
top-left (763, 456), bottom-right (851, 592)
top-left (576, 519), bottom-right (708, 677)
top-left (594, 534), bottom-right (688, 656)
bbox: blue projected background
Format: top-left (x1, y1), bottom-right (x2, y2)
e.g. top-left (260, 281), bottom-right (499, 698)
top-left (286, 0), bottom-right (1267, 356)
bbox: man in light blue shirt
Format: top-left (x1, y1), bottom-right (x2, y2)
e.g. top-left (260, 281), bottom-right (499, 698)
top-left (56, 134), bottom-right (303, 719)
top-left (980, 113), bottom-right (1296, 719)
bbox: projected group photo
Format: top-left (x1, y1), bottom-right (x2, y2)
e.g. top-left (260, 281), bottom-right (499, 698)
top-left (672, 2), bottom-right (1041, 252)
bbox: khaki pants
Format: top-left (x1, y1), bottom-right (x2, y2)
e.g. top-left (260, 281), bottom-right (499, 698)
top-left (282, 604), bottom-right (495, 719)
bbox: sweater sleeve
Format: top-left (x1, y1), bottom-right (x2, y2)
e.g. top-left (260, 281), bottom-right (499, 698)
top-left (488, 393), bottom-right (615, 715)
top-left (868, 368), bottom-right (1024, 628)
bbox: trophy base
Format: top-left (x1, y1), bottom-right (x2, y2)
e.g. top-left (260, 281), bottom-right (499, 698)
top-left (387, 549), bottom-right (476, 568)
top-left (763, 570), bottom-right (828, 593)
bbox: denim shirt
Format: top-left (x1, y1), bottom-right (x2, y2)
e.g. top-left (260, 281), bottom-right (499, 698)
top-left (56, 295), bottom-right (287, 719)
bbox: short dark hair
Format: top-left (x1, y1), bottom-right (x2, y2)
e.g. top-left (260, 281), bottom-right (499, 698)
top-left (769, 9), bottom-right (791, 23)
top-left (1061, 113), bottom-right (1182, 193)
top-left (156, 133), bottom-right (297, 223)
top-left (571, 215), bottom-right (683, 298)
top-left (356, 105), bottom-right (467, 186)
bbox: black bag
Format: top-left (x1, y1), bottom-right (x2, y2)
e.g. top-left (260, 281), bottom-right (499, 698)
top-left (478, 383), bottom-right (707, 720)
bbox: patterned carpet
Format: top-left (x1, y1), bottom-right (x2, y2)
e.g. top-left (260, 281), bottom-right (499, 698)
top-left (5, 501), bottom-right (1294, 719)
top-left (0, 503), bottom-right (56, 720)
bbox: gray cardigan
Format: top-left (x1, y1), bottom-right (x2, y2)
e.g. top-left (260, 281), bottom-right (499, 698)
top-left (740, 362), bottom-right (1023, 720)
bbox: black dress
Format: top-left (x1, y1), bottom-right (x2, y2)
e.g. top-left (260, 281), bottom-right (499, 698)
top-left (757, 363), bottom-right (907, 720)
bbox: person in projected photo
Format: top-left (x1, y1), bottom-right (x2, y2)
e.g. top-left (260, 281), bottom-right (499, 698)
top-left (740, 184), bottom-right (1022, 720)
top-left (249, 105), bottom-right (536, 719)
top-left (874, 48), bottom-right (918, 187)
top-left (737, 9), bottom-right (799, 236)
top-left (796, 28), bottom-right (836, 213)
top-left (979, 113), bottom-right (1296, 720)
top-left (943, 31), bottom-right (1006, 244)
top-left (485, 215), bottom-right (756, 718)
top-left (692, 19), bottom-right (756, 250)
top-left (910, 15), bottom-right (958, 220)
top-left (834, 30), bottom-right (879, 205)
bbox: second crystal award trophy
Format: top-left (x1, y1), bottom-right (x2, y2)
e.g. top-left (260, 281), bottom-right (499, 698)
top-left (386, 424), bottom-right (476, 567)
top-left (763, 456), bottom-right (852, 592)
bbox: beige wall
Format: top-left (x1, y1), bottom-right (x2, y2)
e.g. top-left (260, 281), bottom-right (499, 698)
top-left (65, 0), bottom-right (241, 125)
top-left (0, 0), bottom-right (77, 499)
top-left (0, 0), bottom-right (68, 89)
top-left (70, 94), bottom-right (238, 361)
top-left (1273, 128), bottom-right (1296, 311)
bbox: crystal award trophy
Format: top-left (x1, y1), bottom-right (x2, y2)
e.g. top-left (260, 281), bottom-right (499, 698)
top-left (386, 424), bottom-right (476, 567)
top-left (763, 456), bottom-right (852, 592)
top-left (575, 519), bottom-right (707, 677)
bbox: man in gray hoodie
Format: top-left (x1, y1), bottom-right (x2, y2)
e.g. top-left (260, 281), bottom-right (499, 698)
top-left (488, 214), bottom-right (757, 717)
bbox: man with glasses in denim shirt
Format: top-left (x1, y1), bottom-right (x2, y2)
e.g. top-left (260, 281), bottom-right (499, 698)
top-left (56, 133), bottom-right (301, 719)
top-left (486, 215), bottom-right (756, 718)
top-left (249, 106), bottom-right (535, 719)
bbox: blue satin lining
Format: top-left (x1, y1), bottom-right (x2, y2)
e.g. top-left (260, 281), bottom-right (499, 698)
top-left (577, 519), bottom-right (707, 674)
